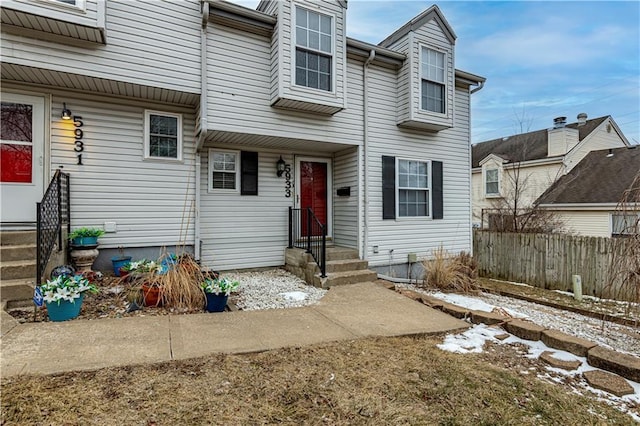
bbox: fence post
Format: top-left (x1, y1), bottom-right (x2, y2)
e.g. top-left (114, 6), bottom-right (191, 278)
top-left (306, 208), bottom-right (312, 253)
top-left (288, 207), bottom-right (293, 248)
top-left (36, 202), bottom-right (42, 286)
top-left (320, 225), bottom-right (326, 278)
top-left (56, 172), bottom-right (63, 249)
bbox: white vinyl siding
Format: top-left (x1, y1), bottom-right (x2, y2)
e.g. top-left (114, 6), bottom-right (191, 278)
top-left (209, 149), bottom-right (239, 192)
top-left (144, 111), bottom-right (181, 161)
top-left (1, 0), bottom-right (201, 94)
top-left (45, 90), bottom-right (196, 249)
top-left (200, 150), bottom-right (296, 270)
top-left (206, 25), bottom-right (363, 146)
top-left (333, 147), bottom-right (359, 248)
top-left (365, 65), bottom-right (472, 266)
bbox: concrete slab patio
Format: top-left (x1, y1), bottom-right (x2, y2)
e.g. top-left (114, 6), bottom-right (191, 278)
top-left (1, 282), bottom-right (468, 377)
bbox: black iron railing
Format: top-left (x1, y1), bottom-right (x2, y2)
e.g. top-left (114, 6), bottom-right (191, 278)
top-left (288, 207), bottom-right (326, 278)
top-left (37, 170), bottom-right (70, 285)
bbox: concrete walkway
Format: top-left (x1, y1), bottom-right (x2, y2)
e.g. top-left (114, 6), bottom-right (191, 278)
top-left (0, 282), bottom-right (467, 377)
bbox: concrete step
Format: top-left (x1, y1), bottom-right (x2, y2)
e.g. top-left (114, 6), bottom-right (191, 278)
top-left (1, 260), bottom-right (36, 281)
top-left (325, 258), bottom-right (369, 273)
top-left (315, 269), bottom-right (378, 289)
top-left (1, 278), bottom-right (36, 302)
top-left (1, 231), bottom-right (36, 246)
top-left (0, 244), bottom-right (37, 262)
top-left (325, 247), bottom-right (359, 261)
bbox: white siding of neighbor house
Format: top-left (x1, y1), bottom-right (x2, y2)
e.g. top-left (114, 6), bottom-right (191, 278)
top-left (34, 88), bottom-right (197, 249)
top-left (1, 0), bottom-right (201, 94)
top-left (365, 65), bottom-right (472, 267)
top-left (554, 211), bottom-right (613, 238)
top-left (206, 23), bottom-right (363, 146)
top-left (471, 162), bottom-right (564, 225)
top-left (271, 0), bottom-right (347, 111)
top-left (564, 118), bottom-right (628, 172)
top-left (385, 19), bottom-right (454, 130)
top-left (333, 146), bottom-right (359, 248)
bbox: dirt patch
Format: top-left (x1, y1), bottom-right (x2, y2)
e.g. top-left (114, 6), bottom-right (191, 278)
top-left (1, 336), bottom-right (635, 425)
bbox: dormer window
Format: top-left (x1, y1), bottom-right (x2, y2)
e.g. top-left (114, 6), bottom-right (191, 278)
top-left (420, 47), bottom-right (446, 113)
top-left (295, 6), bottom-right (333, 92)
top-left (485, 168), bottom-right (499, 196)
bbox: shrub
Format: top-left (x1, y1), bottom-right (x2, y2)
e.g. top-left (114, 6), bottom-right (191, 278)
top-left (422, 247), bottom-right (478, 293)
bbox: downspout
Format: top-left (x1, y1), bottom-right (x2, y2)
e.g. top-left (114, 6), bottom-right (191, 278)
top-left (468, 80), bottom-right (484, 255)
top-left (362, 49), bottom-right (375, 260)
top-left (195, 1), bottom-right (209, 261)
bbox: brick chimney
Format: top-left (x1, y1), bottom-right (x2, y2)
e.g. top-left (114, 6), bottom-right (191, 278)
top-left (547, 116), bottom-right (579, 157)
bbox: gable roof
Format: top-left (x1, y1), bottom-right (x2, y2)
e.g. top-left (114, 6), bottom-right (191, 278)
top-left (471, 116), bottom-right (608, 168)
top-left (536, 146), bottom-right (640, 205)
top-left (379, 4), bottom-right (456, 47)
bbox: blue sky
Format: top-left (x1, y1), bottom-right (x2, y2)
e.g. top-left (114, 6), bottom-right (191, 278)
top-left (230, 1), bottom-right (640, 145)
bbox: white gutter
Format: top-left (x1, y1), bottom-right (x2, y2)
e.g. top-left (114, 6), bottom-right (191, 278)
top-left (362, 49), bottom-right (375, 260)
top-left (538, 203), bottom-right (633, 210)
top-left (471, 156), bottom-right (564, 173)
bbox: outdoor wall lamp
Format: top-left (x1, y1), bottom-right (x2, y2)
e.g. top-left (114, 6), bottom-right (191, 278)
top-left (61, 103), bottom-right (72, 120)
top-left (276, 156), bottom-right (286, 177)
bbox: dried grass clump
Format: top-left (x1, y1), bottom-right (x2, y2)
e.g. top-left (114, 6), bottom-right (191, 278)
top-left (422, 247), bottom-right (478, 293)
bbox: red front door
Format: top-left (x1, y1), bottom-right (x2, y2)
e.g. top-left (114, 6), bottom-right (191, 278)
top-left (300, 161), bottom-right (327, 236)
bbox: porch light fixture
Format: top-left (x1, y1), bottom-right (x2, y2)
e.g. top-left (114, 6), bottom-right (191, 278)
top-left (276, 156), bottom-right (286, 177)
top-left (61, 103), bottom-right (72, 120)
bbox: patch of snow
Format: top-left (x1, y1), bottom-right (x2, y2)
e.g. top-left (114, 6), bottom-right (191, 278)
top-left (278, 291), bottom-right (308, 301)
top-left (431, 292), bottom-right (496, 312)
top-left (437, 323), bottom-right (503, 354)
top-left (548, 351), bottom-right (581, 362)
top-left (489, 278), bottom-right (532, 287)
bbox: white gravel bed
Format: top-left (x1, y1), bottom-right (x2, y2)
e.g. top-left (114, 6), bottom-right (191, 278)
top-left (395, 283), bottom-right (640, 356)
top-left (225, 268), bottom-right (326, 311)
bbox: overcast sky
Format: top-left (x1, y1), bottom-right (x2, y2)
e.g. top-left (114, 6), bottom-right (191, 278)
top-left (229, 1), bottom-right (640, 145)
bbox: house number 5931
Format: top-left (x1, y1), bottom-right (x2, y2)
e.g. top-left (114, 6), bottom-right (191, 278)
top-left (73, 116), bottom-right (84, 165)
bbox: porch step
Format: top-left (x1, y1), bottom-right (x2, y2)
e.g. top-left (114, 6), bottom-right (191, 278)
top-left (1, 278), bottom-right (36, 302)
top-left (1, 231), bottom-right (36, 246)
top-left (1, 260), bottom-right (36, 281)
top-left (0, 244), bottom-right (37, 262)
top-left (326, 258), bottom-right (368, 273)
top-left (326, 247), bottom-right (359, 261)
top-left (314, 269), bottom-right (378, 289)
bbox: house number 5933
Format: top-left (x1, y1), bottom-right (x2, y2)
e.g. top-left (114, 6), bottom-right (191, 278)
top-left (73, 116), bottom-right (84, 165)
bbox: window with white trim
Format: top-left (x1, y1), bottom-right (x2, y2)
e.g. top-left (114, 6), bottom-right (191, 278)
top-left (398, 159), bottom-right (430, 217)
top-left (420, 47), bottom-right (446, 113)
top-left (144, 111), bottom-right (182, 161)
top-left (50, 0), bottom-right (85, 9)
top-left (295, 6), bottom-right (332, 92)
top-left (611, 213), bottom-right (639, 237)
top-left (209, 149), bottom-right (239, 191)
top-left (485, 168), bottom-right (499, 196)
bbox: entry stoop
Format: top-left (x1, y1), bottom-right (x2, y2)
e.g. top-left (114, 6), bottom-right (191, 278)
top-left (1, 231), bottom-right (37, 303)
top-left (285, 246), bottom-right (378, 289)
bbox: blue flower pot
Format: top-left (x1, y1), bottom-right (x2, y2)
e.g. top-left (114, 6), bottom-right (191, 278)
top-left (205, 293), bottom-right (228, 312)
top-left (71, 236), bottom-right (98, 246)
top-left (46, 294), bottom-right (84, 322)
top-left (111, 256), bottom-right (132, 276)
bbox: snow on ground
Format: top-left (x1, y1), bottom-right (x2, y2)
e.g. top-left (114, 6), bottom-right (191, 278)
top-left (397, 283), bottom-right (640, 356)
top-left (226, 269), bottom-right (326, 311)
top-left (438, 323), bottom-right (640, 422)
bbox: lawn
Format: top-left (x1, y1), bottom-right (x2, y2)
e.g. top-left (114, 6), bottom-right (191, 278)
top-left (2, 336), bottom-right (634, 425)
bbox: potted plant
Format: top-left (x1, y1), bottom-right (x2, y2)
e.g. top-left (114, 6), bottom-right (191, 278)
top-left (69, 227), bottom-right (105, 247)
top-left (201, 276), bottom-right (239, 312)
top-left (121, 259), bottom-right (163, 306)
top-left (111, 247), bottom-right (132, 277)
top-left (40, 275), bottom-right (98, 321)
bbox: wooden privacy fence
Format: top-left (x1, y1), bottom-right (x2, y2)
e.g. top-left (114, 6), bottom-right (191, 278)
top-left (473, 230), bottom-right (637, 302)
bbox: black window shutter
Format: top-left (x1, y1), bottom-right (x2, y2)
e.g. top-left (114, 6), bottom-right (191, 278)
top-left (382, 156), bottom-right (396, 219)
top-left (432, 160), bottom-right (443, 219)
top-left (241, 151), bottom-right (258, 196)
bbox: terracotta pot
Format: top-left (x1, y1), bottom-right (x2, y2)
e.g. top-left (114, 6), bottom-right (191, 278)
top-left (142, 282), bottom-right (163, 307)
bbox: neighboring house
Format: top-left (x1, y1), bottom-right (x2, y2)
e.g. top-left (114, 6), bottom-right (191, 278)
top-left (536, 146), bottom-right (640, 238)
top-left (471, 115), bottom-right (630, 229)
top-left (0, 0), bottom-right (484, 277)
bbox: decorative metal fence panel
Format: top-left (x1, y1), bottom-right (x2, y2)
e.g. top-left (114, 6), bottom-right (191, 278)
top-left (37, 170), bottom-right (70, 284)
top-left (288, 207), bottom-right (327, 277)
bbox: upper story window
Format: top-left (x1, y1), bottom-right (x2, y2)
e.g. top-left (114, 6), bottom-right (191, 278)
top-left (611, 213), bottom-right (639, 237)
top-left (485, 168), bottom-right (499, 196)
top-left (420, 47), bottom-right (446, 113)
top-left (49, 0), bottom-right (85, 9)
top-left (398, 159), bottom-right (430, 217)
top-left (295, 6), bottom-right (332, 92)
top-left (144, 111), bottom-right (182, 161)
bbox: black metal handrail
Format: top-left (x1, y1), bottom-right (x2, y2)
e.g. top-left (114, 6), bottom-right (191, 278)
top-left (37, 170), bottom-right (70, 284)
top-left (288, 207), bottom-right (326, 278)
